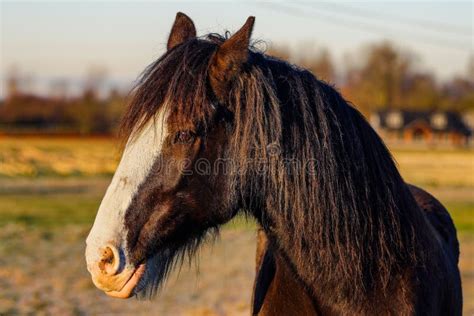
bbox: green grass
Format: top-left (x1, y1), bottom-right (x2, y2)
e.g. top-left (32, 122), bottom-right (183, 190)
top-left (0, 191), bottom-right (471, 233)
top-left (0, 193), bottom-right (101, 227)
top-left (0, 192), bottom-right (259, 231)
top-left (224, 214), bottom-right (257, 231)
top-left (446, 201), bottom-right (474, 233)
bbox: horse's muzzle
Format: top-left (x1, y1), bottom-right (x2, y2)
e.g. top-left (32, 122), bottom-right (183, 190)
top-left (86, 244), bottom-right (145, 298)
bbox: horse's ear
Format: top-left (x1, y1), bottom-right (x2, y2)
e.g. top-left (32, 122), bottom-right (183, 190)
top-left (209, 16), bottom-right (255, 102)
top-left (167, 12), bottom-right (196, 51)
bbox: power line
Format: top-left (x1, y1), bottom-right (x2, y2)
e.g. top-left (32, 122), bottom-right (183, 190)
top-left (256, 2), bottom-right (471, 52)
top-left (299, 1), bottom-right (472, 38)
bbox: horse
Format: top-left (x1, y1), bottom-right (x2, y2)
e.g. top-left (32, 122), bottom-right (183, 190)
top-left (85, 12), bottom-right (462, 314)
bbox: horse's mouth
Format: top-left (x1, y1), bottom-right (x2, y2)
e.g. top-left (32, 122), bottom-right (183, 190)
top-left (105, 263), bottom-right (146, 299)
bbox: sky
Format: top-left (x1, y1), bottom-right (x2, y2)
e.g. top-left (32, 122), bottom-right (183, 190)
top-left (1, 1), bottom-right (473, 98)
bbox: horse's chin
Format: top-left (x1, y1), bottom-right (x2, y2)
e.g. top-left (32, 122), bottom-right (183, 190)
top-left (113, 232), bottom-right (218, 300)
top-left (105, 263), bottom-right (147, 299)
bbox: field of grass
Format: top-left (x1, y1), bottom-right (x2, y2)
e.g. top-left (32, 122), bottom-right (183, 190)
top-left (0, 137), bottom-right (119, 178)
top-left (1, 137), bottom-right (473, 185)
top-left (395, 148), bottom-right (474, 188)
top-left (0, 137), bottom-right (473, 315)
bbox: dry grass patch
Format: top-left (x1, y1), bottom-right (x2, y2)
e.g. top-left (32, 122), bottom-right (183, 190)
top-left (392, 149), bottom-right (474, 188)
top-left (0, 137), bottom-right (119, 178)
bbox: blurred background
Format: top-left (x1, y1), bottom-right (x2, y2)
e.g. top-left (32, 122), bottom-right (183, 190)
top-left (0, 1), bottom-right (473, 315)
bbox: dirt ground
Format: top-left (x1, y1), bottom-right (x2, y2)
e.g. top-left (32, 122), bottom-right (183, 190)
top-left (0, 224), bottom-right (257, 316)
top-left (0, 223), bottom-right (472, 315)
top-left (460, 234), bottom-right (474, 315)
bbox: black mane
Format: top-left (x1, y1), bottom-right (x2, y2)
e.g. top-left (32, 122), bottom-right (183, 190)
top-left (121, 34), bottom-right (434, 305)
top-left (226, 48), bottom-right (432, 306)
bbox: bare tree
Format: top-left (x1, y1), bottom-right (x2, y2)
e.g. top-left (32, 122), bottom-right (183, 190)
top-left (344, 42), bottom-right (415, 111)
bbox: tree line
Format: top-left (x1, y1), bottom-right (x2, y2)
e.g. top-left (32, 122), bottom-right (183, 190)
top-left (1, 41), bottom-right (473, 135)
top-left (269, 41), bottom-right (473, 116)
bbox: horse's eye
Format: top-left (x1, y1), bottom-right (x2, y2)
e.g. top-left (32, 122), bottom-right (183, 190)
top-left (174, 131), bottom-right (195, 144)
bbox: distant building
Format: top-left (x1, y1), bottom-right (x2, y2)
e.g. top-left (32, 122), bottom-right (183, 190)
top-left (370, 110), bottom-right (472, 146)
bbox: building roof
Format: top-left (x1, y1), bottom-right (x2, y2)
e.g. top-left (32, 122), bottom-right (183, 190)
top-left (371, 110), bottom-right (471, 136)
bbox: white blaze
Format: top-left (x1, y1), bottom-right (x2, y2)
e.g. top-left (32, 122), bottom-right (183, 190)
top-left (85, 109), bottom-right (168, 271)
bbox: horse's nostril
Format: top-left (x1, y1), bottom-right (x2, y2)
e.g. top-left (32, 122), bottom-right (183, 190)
top-left (98, 245), bottom-right (120, 276)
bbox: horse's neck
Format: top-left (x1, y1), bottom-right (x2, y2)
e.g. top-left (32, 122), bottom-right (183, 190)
top-left (253, 228), bottom-right (317, 316)
top-left (255, 227), bottom-right (416, 315)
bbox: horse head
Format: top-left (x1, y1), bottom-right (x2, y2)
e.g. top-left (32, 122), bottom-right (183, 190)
top-left (85, 12), bottom-right (256, 298)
